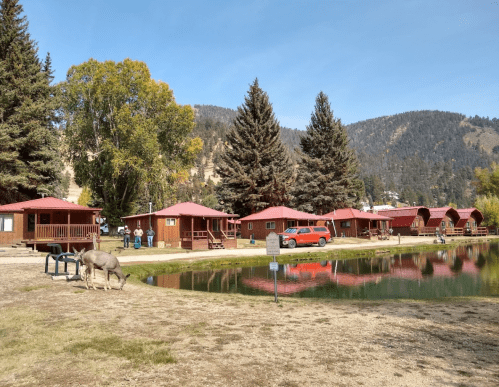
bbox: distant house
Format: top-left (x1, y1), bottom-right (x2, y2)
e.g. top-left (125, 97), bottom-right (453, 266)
top-left (0, 197), bottom-right (101, 252)
top-left (239, 206), bottom-right (330, 240)
top-left (324, 208), bottom-right (392, 238)
top-left (121, 202), bottom-right (238, 250)
top-left (455, 208), bottom-right (487, 236)
top-left (377, 206), bottom-right (431, 236)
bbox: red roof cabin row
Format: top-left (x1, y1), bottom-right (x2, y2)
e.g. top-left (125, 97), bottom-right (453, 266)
top-left (0, 197), bottom-right (101, 252)
top-left (121, 202), bottom-right (238, 250)
top-left (377, 206), bottom-right (487, 236)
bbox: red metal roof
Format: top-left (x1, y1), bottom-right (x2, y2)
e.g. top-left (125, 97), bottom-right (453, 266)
top-left (377, 206), bottom-right (430, 228)
top-left (427, 207), bottom-right (460, 227)
top-left (122, 202), bottom-right (237, 219)
top-left (323, 208), bottom-right (392, 221)
top-left (0, 197), bottom-right (101, 212)
top-left (239, 206), bottom-right (330, 222)
top-left (456, 208), bottom-right (484, 227)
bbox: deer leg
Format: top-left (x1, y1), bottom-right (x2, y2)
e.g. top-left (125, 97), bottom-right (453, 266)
top-left (89, 265), bottom-right (97, 290)
top-left (103, 269), bottom-right (109, 291)
top-left (84, 266), bottom-right (90, 290)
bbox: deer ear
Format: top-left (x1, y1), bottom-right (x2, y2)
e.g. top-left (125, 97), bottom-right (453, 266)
top-left (73, 247), bottom-right (78, 254)
top-left (81, 248), bottom-right (86, 254)
top-left (126, 274), bottom-right (130, 278)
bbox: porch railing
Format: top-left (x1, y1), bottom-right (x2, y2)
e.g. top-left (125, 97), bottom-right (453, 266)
top-left (444, 228), bottom-right (463, 236)
top-left (34, 224), bottom-right (99, 241)
top-left (181, 231), bottom-right (208, 240)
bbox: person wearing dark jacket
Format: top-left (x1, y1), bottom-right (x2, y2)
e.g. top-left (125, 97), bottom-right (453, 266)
top-left (123, 226), bottom-right (131, 248)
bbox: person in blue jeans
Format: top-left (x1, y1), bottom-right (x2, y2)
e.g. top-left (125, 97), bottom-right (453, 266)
top-left (123, 226), bottom-right (131, 248)
top-left (146, 226), bottom-right (155, 247)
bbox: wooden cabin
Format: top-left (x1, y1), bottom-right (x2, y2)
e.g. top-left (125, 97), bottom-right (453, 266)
top-left (239, 206), bottom-right (330, 240)
top-left (426, 207), bottom-right (461, 236)
top-left (0, 197), bottom-right (101, 252)
top-left (377, 206), bottom-right (431, 236)
top-left (324, 208), bottom-right (393, 239)
top-left (121, 202), bottom-right (238, 250)
top-left (456, 208), bottom-right (487, 236)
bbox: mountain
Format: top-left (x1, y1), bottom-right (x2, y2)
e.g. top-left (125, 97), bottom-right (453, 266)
top-left (191, 105), bottom-right (499, 208)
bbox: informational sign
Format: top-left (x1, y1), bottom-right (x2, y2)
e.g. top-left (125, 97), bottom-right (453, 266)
top-left (266, 232), bottom-right (280, 256)
top-left (269, 262), bottom-right (279, 271)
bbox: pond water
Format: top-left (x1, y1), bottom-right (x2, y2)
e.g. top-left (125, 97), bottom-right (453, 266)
top-left (143, 242), bottom-right (499, 299)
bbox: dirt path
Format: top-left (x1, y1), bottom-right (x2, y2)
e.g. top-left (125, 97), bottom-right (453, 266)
top-left (1, 257), bottom-right (499, 386)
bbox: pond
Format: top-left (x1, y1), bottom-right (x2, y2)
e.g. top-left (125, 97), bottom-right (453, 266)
top-left (143, 242), bottom-right (499, 299)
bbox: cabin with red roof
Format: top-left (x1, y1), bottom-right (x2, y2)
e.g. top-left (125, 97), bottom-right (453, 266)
top-left (377, 206), bottom-right (431, 236)
top-left (121, 202), bottom-right (238, 250)
top-left (426, 207), bottom-right (462, 236)
top-left (323, 208), bottom-right (393, 239)
top-left (0, 197), bottom-right (101, 251)
top-left (239, 206), bottom-right (330, 240)
top-left (455, 208), bottom-right (487, 236)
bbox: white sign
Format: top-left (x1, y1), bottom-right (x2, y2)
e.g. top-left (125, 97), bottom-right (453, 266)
top-left (266, 232), bottom-right (280, 256)
top-left (269, 262), bottom-right (279, 271)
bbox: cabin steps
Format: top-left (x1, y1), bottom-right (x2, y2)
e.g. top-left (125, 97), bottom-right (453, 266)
top-left (209, 241), bottom-right (225, 249)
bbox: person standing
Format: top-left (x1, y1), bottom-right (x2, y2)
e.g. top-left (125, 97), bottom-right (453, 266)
top-left (134, 225), bottom-right (143, 246)
top-left (123, 226), bottom-right (131, 248)
top-left (146, 226), bottom-right (155, 247)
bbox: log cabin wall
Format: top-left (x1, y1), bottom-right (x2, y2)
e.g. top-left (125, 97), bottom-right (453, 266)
top-left (0, 213), bottom-right (23, 245)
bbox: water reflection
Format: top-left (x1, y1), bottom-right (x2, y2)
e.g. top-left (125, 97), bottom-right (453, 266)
top-left (144, 242), bottom-right (499, 299)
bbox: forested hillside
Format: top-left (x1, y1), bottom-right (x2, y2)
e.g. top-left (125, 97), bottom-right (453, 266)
top-left (188, 105), bottom-right (499, 209)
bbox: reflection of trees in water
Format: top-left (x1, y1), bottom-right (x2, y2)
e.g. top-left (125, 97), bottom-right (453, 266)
top-left (421, 260), bottom-right (434, 276)
top-left (451, 257), bottom-right (463, 273)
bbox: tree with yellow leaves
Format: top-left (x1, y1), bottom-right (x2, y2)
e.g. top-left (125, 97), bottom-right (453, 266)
top-left (60, 58), bottom-right (201, 227)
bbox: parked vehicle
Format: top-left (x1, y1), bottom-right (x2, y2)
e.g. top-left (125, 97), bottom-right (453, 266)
top-left (117, 226), bottom-right (125, 236)
top-left (100, 223), bottom-right (109, 235)
top-left (278, 226), bottom-right (331, 248)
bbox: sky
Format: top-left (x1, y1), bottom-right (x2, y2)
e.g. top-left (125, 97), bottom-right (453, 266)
top-left (22, 0), bottom-right (499, 129)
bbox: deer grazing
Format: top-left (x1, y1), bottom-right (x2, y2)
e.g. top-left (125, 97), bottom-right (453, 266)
top-left (73, 248), bottom-right (130, 290)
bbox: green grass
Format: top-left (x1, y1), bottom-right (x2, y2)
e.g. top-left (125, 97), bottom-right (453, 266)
top-left (17, 285), bottom-right (51, 292)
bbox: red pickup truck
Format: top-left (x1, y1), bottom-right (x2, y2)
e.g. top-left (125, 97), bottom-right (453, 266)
top-left (278, 226), bottom-right (331, 248)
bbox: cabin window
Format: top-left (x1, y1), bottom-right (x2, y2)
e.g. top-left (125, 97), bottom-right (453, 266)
top-left (213, 219), bottom-right (220, 232)
top-left (466, 222), bottom-right (470, 228)
top-left (40, 213), bottom-right (50, 224)
top-left (248, 222), bottom-right (253, 230)
top-left (266, 221), bottom-right (275, 230)
top-left (441, 221), bottom-right (446, 229)
top-left (473, 221), bottom-right (477, 228)
top-left (340, 221), bottom-right (350, 228)
top-left (308, 221), bottom-right (314, 226)
top-left (0, 215), bottom-right (13, 232)
top-left (166, 218), bottom-right (176, 226)
top-left (287, 220), bottom-right (295, 228)
top-left (28, 214), bottom-right (35, 232)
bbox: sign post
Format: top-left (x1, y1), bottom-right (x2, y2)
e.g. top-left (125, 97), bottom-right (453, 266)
top-left (266, 232), bottom-right (280, 303)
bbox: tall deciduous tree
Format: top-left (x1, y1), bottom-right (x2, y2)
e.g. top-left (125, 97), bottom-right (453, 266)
top-left (293, 91), bottom-right (363, 214)
top-left (60, 58), bottom-right (202, 225)
top-left (0, 0), bottom-right (62, 203)
top-left (216, 79), bottom-right (294, 217)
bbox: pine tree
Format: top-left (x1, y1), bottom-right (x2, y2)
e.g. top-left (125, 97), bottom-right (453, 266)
top-left (293, 91), bottom-right (363, 214)
top-left (0, 0), bottom-right (62, 202)
top-left (216, 79), bottom-right (294, 217)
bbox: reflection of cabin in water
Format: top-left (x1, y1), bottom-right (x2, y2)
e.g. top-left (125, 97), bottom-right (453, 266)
top-left (324, 208), bottom-right (393, 239)
top-left (377, 206), bottom-right (431, 236)
top-left (0, 197), bottom-right (101, 252)
top-left (455, 208), bottom-right (487, 236)
top-left (239, 206), bottom-right (329, 240)
top-left (121, 202), bottom-right (238, 250)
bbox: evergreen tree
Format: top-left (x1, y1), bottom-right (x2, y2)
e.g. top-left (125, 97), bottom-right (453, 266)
top-left (0, 0), bottom-right (62, 203)
top-left (293, 91), bottom-right (363, 214)
top-left (216, 79), bottom-right (294, 217)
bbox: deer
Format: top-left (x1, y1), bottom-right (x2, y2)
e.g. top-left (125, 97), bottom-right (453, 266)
top-left (73, 248), bottom-right (130, 291)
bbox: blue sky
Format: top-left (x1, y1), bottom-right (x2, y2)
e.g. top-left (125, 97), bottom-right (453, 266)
top-left (23, 0), bottom-right (498, 129)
